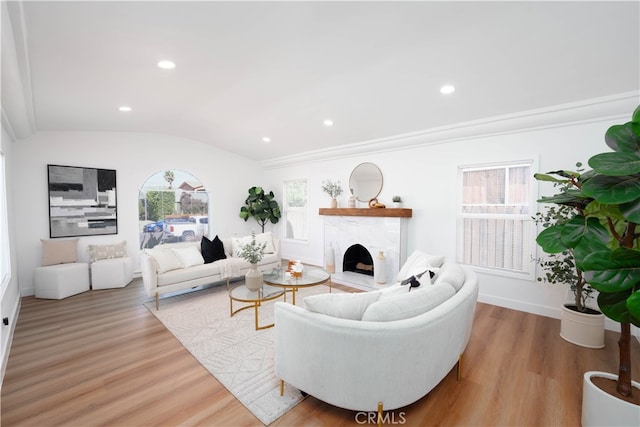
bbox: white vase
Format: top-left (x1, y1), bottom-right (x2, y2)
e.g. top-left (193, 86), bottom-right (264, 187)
top-left (330, 198), bottom-right (338, 208)
top-left (325, 243), bottom-right (335, 273)
top-left (560, 304), bottom-right (605, 348)
top-left (392, 202), bottom-right (403, 208)
top-left (245, 263), bottom-right (263, 291)
top-left (582, 371), bottom-right (640, 427)
top-left (373, 251), bottom-right (386, 284)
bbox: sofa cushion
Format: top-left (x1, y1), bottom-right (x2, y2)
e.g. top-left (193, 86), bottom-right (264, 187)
top-left (88, 240), bottom-right (127, 263)
top-left (157, 262), bottom-right (222, 287)
top-left (146, 247), bottom-right (182, 274)
top-left (41, 238), bottom-right (78, 266)
top-left (433, 263), bottom-right (466, 292)
top-left (201, 235), bottom-right (227, 263)
top-left (361, 282), bottom-right (455, 322)
top-left (171, 246), bottom-right (205, 268)
top-left (396, 250), bottom-right (444, 282)
top-left (304, 291), bottom-right (382, 320)
top-left (231, 232), bottom-right (275, 257)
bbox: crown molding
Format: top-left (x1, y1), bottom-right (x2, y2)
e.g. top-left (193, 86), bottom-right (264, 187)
top-left (260, 91), bottom-right (640, 170)
top-left (1, 1), bottom-right (36, 139)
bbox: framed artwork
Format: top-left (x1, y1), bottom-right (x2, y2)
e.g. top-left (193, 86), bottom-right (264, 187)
top-left (47, 164), bottom-right (117, 238)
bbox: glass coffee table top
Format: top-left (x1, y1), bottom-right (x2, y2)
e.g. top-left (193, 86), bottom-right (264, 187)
top-left (263, 266), bottom-right (331, 305)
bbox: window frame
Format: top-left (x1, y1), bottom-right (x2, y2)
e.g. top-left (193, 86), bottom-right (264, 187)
top-left (456, 159), bottom-right (537, 280)
top-left (282, 178), bottom-right (309, 243)
top-left (0, 151), bottom-right (11, 292)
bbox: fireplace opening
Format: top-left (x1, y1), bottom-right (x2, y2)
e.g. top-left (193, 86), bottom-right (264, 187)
top-left (343, 244), bottom-right (374, 276)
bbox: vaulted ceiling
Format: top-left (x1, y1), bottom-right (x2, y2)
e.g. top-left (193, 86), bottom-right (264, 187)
top-left (3, 1), bottom-right (639, 161)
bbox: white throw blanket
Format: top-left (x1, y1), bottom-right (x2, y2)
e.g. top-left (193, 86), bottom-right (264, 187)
top-left (217, 257), bottom-right (243, 279)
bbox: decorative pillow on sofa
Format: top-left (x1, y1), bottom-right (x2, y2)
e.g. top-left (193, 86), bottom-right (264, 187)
top-left (201, 235), bottom-right (227, 263)
top-left (88, 241), bottom-right (127, 263)
top-left (171, 246), bottom-right (205, 268)
top-left (41, 238), bottom-right (79, 266)
top-left (396, 251), bottom-right (445, 282)
top-left (231, 232), bottom-right (275, 257)
top-left (145, 248), bottom-right (182, 274)
top-left (361, 282), bottom-right (455, 322)
top-left (303, 291), bottom-right (382, 321)
top-left (432, 263), bottom-right (466, 292)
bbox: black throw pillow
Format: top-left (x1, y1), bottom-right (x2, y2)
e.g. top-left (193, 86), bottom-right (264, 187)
top-left (201, 235), bottom-right (227, 264)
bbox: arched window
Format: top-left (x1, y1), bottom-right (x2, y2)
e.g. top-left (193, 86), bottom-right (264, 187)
top-left (138, 170), bottom-right (209, 249)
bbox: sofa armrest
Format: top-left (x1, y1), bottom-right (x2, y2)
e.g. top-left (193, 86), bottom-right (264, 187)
top-left (140, 252), bottom-right (158, 297)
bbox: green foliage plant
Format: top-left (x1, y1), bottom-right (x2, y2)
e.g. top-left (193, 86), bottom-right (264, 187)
top-left (392, 195), bottom-right (402, 203)
top-left (534, 105), bottom-right (640, 399)
top-left (321, 180), bottom-right (343, 198)
top-left (238, 231), bottom-right (266, 264)
top-left (533, 195), bottom-right (595, 313)
top-left (239, 186), bottom-right (281, 233)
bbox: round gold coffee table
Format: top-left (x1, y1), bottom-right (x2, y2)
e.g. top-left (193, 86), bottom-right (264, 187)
top-left (263, 266), bottom-right (331, 305)
top-left (229, 285), bottom-right (285, 330)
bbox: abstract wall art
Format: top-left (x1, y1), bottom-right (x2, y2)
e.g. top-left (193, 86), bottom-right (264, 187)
top-left (47, 164), bottom-right (118, 238)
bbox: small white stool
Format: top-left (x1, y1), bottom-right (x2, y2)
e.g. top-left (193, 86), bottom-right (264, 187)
top-left (91, 257), bottom-right (133, 290)
top-left (35, 263), bottom-right (90, 299)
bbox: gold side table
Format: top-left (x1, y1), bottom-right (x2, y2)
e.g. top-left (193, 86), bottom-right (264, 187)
top-left (229, 284), bottom-right (285, 330)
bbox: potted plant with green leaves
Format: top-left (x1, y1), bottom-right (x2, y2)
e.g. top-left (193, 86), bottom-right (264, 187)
top-left (238, 231), bottom-right (267, 291)
top-left (392, 195), bottom-right (403, 208)
top-left (534, 105), bottom-right (640, 426)
top-left (239, 186), bottom-right (281, 232)
top-left (533, 167), bottom-right (604, 348)
top-left (321, 179), bottom-right (343, 208)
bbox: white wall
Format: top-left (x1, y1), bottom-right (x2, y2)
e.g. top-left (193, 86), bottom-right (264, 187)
top-left (265, 107), bottom-right (638, 334)
top-left (12, 131), bottom-right (264, 296)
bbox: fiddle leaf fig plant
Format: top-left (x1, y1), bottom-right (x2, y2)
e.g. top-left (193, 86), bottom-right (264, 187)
top-left (534, 104), bottom-right (640, 400)
top-left (239, 186), bottom-right (281, 233)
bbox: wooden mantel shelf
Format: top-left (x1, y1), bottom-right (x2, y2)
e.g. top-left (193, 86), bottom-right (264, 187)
top-left (318, 208), bottom-right (412, 218)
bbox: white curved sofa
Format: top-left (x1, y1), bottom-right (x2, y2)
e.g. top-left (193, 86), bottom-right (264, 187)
top-left (141, 233), bottom-right (281, 309)
top-left (274, 262), bottom-right (478, 414)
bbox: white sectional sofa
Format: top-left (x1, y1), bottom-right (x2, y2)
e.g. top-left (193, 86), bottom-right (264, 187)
top-left (274, 256), bottom-right (478, 416)
top-left (141, 233), bottom-right (281, 309)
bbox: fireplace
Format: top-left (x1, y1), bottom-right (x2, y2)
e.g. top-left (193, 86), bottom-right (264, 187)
top-left (322, 214), bottom-right (410, 290)
top-left (343, 244), bottom-right (374, 276)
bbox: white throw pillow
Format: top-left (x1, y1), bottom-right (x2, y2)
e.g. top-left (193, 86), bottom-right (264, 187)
top-left (432, 263), bottom-right (466, 292)
top-left (303, 291), bottom-right (382, 320)
top-left (361, 283), bottom-right (455, 322)
top-left (396, 250), bottom-right (445, 282)
top-left (146, 248), bottom-right (182, 274)
top-left (171, 246), bottom-right (205, 268)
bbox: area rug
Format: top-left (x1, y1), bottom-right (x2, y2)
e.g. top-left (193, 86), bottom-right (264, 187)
top-left (144, 283), bottom-right (341, 425)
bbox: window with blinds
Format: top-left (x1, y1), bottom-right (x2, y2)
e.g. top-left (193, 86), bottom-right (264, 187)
top-left (457, 162), bottom-right (534, 276)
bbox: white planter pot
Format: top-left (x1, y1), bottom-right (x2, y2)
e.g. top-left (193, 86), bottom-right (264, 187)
top-left (245, 264), bottom-right (263, 291)
top-left (560, 304), bottom-right (605, 349)
top-left (582, 371), bottom-right (640, 427)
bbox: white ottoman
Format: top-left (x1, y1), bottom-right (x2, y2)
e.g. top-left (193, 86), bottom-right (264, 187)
top-left (35, 263), bottom-right (90, 299)
top-left (91, 257), bottom-right (133, 290)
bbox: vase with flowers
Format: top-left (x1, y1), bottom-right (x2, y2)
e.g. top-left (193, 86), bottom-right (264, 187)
top-left (239, 231), bottom-right (267, 291)
top-left (322, 179), bottom-right (343, 208)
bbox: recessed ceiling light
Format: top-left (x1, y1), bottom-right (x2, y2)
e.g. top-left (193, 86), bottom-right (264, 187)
top-left (323, 119), bottom-right (334, 127)
top-left (118, 106), bottom-right (132, 112)
top-left (157, 60), bottom-right (176, 69)
top-left (262, 137), bottom-right (271, 143)
top-left (440, 85), bottom-right (455, 95)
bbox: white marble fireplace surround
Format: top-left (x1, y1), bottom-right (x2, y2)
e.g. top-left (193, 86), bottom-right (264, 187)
top-left (323, 215), bottom-right (409, 290)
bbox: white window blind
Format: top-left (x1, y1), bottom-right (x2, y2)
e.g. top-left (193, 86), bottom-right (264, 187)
top-left (283, 179), bottom-right (308, 241)
top-left (458, 162), bottom-right (533, 275)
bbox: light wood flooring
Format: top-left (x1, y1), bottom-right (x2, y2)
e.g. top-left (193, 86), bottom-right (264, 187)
top-left (2, 278), bottom-right (638, 426)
